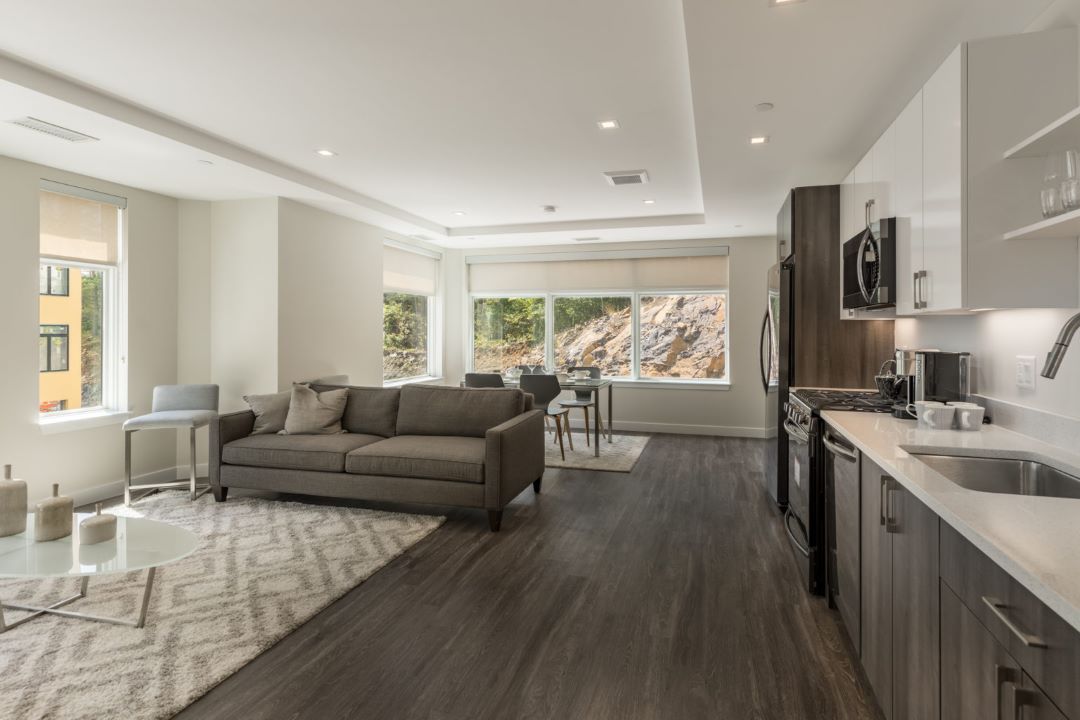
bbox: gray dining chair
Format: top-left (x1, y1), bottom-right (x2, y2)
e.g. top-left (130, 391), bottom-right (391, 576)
top-left (520, 374), bottom-right (574, 460)
top-left (559, 366), bottom-right (608, 446)
top-left (465, 373), bottom-right (505, 388)
top-left (122, 384), bottom-right (219, 505)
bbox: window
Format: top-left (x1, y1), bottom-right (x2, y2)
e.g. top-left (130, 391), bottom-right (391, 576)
top-left (639, 294), bottom-right (727, 379)
top-left (39, 325), bottom-right (69, 372)
top-left (383, 292), bottom-right (431, 381)
top-left (382, 243), bottom-right (440, 383)
top-left (39, 265), bottom-right (69, 296)
top-left (553, 295), bottom-right (632, 376)
top-left (38, 185), bottom-right (124, 416)
top-left (466, 249), bottom-right (730, 383)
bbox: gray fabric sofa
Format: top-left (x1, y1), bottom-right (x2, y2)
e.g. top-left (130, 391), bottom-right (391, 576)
top-left (209, 384), bottom-right (545, 531)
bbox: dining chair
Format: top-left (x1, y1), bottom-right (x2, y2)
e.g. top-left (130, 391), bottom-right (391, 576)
top-left (464, 373), bottom-right (505, 388)
top-left (559, 366), bottom-right (608, 446)
top-left (520, 374), bottom-right (574, 460)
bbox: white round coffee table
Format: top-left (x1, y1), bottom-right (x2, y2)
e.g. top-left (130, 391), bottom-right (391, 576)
top-left (0, 512), bottom-right (198, 632)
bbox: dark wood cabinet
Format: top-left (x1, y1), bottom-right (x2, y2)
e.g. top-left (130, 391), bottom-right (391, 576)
top-left (826, 424), bottom-right (860, 650)
top-left (859, 455), bottom-right (940, 720)
top-left (1019, 673), bottom-right (1070, 720)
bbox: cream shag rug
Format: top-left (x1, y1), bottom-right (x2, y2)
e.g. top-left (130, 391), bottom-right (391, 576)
top-left (544, 432), bottom-right (650, 472)
top-left (0, 493), bottom-right (444, 720)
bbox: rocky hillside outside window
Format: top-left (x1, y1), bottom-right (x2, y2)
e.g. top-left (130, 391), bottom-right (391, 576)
top-left (639, 294), bottom-right (727, 380)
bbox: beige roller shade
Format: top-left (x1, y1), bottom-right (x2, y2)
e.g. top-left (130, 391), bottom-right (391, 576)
top-left (384, 244), bottom-right (438, 296)
top-left (468, 252), bottom-right (729, 293)
top-left (39, 190), bottom-right (121, 266)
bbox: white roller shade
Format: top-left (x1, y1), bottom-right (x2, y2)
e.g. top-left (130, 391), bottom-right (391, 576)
top-left (468, 251), bottom-right (729, 293)
top-left (39, 189), bottom-right (121, 266)
top-left (384, 244), bottom-right (438, 296)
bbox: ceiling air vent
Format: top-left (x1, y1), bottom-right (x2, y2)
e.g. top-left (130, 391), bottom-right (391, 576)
top-left (8, 117), bottom-right (99, 143)
top-left (603, 169), bottom-right (649, 186)
top-left (574, 237), bottom-right (602, 242)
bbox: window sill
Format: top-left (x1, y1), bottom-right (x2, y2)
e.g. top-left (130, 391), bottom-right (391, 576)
top-left (38, 409), bottom-right (132, 435)
top-left (609, 379), bottom-right (732, 391)
top-left (383, 375), bottom-right (444, 388)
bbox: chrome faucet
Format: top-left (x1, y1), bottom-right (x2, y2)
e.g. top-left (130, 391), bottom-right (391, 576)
top-left (1041, 312), bottom-right (1080, 379)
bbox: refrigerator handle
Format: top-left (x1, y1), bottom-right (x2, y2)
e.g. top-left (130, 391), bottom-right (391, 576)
top-left (759, 310), bottom-right (771, 393)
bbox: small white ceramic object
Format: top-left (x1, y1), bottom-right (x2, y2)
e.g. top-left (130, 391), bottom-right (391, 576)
top-left (571, 370), bottom-right (590, 380)
top-left (906, 401), bottom-right (942, 426)
top-left (0, 464), bottom-right (27, 538)
top-left (79, 503), bottom-right (117, 545)
top-left (556, 372), bottom-right (570, 383)
top-left (923, 404), bottom-right (956, 430)
top-left (34, 483), bottom-right (73, 542)
top-left (952, 403), bottom-right (985, 431)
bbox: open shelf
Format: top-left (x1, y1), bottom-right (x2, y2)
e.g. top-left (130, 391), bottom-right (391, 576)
top-left (1004, 106), bottom-right (1080, 159)
top-left (1003, 207), bottom-right (1080, 240)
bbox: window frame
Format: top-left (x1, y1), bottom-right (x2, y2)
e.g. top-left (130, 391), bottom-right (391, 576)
top-left (39, 265), bottom-right (70, 297)
top-left (381, 291), bottom-right (436, 384)
top-left (467, 288), bottom-right (730, 385)
top-left (37, 202), bottom-right (127, 420)
top-left (39, 324), bottom-right (70, 372)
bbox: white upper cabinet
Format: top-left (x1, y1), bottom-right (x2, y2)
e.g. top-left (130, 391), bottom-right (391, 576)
top-left (921, 45), bottom-right (964, 312)
top-left (839, 27), bottom-right (1080, 316)
top-left (893, 90), bottom-right (923, 316)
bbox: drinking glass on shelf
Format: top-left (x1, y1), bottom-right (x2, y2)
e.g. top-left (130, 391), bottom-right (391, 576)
top-left (1043, 152), bottom-right (1072, 218)
top-left (1043, 185), bottom-right (1064, 218)
top-left (1061, 150), bottom-right (1080, 212)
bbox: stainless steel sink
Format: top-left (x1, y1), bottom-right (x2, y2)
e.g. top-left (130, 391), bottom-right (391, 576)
top-left (909, 453), bottom-right (1080, 500)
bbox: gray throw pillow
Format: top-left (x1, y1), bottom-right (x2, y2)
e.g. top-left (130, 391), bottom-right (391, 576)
top-left (281, 384), bottom-right (349, 435)
top-left (243, 390), bottom-right (291, 435)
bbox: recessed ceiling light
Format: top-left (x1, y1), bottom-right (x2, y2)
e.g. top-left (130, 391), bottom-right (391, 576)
top-left (315, 149), bottom-right (336, 157)
top-left (750, 136), bottom-right (770, 145)
top-left (755, 102), bottom-right (775, 112)
top-left (597, 119), bottom-right (620, 130)
top-left (452, 211), bottom-right (467, 216)
top-left (643, 199), bottom-right (656, 205)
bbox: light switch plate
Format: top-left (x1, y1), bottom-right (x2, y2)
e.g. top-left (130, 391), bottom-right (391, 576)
top-left (1016, 356), bottom-right (1036, 390)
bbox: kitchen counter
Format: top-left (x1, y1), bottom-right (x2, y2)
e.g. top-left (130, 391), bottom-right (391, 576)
top-left (821, 410), bottom-right (1080, 633)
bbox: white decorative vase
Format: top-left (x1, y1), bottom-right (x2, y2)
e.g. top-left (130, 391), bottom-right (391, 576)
top-left (0, 464), bottom-right (28, 538)
top-left (79, 503), bottom-right (117, 545)
top-left (34, 483), bottom-right (73, 542)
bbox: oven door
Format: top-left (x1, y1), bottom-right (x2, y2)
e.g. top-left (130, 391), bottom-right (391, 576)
top-left (783, 415), bottom-right (812, 588)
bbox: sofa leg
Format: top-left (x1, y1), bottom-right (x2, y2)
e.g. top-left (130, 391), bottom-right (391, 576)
top-left (213, 485), bottom-right (228, 502)
top-left (487, 510), bottom-right (503, 532)
top-left (533, 477), bottom-right (542, 494)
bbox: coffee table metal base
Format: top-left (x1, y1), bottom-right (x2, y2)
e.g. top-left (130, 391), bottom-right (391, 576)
top-left (0, 567), bottom-right (156, 633)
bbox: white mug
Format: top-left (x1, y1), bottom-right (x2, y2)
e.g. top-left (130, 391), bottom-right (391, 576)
top-left (951, 402), bottom-right (985, 431)
top-left (907, 401), bottom-right (953, 429)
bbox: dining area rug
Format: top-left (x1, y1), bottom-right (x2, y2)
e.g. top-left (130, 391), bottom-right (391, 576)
top-left (543, 432), bottom-right (650, 472)
top-left (0, 494), bottom-right (444, 720)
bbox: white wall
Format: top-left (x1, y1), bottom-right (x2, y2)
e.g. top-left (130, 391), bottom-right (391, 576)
top-left (452, 236), bottom-right (778, 436)
top-left (176, 199), bottom-right (212, 468)
top-left (276, 198), bottom-right (384, 388)
top-left (0, 154), bottom-right (180, 504)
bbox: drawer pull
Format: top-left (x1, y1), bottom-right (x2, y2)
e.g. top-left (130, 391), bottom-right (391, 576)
top-left (982, 596), bottom-right (1048, 648)
top-left (994, 664), bottom-right (1018, 720)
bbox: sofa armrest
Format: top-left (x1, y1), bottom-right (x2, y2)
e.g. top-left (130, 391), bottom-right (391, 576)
top-left (209, 410), bottom-right (255, 489)
top-left (484, 409), bottom-right (545, 510)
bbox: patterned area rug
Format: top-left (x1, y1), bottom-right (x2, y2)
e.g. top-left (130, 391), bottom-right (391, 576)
top-left (544, 433), bottom-right (650, 472)
top-left (0, 494), bottom-right (444, 720)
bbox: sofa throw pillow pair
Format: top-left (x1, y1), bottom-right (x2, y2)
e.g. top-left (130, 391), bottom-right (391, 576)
top-left (243, 384), bottom-right (348, 435)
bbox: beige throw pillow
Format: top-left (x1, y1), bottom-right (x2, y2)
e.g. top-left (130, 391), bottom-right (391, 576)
top-left (281, 384), bottom-right (349, 435)
top-left (243, 390), bottom-right (291, 435)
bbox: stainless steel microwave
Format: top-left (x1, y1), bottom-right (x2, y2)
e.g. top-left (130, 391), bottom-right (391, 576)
top-left (842, 217), bottom-right (896, 311)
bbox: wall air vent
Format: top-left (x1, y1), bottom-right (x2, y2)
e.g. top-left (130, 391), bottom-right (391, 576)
top-left (603, 169), bottom-right (649, 186)
top-left (8, 117), bottom-right (100, 143)
top-left (574, 237), bottom-right (602, 242)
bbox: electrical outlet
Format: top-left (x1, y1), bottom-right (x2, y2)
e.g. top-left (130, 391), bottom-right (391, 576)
top-left (1016, 356), bottom-right (1036, 390)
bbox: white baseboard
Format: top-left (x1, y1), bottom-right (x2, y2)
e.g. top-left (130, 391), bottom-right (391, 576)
top-left (561, 417), bottom-right (769, 439)
top-left (70, 464), bottom-right (209, 508)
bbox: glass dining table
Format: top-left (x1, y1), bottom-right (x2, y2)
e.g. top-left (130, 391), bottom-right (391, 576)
top-left (490, 377), bottom-right (613, 457)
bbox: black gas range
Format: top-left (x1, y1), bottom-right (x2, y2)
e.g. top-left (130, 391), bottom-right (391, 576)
top-left (783, 388), bottom-right (891, 595)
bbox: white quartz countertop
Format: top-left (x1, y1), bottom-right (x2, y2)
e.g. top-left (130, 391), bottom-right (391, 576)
top-left (820, 410), bottom-right (1080, 633)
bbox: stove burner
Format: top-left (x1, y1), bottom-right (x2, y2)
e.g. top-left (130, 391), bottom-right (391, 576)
top-left (791, 388), bottom-right (894, 414)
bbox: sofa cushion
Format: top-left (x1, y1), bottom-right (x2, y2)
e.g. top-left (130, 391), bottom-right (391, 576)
top-left (345, 435), bottom-right (486, 484)
top-left (396, 385), bottom-right (524, 438)
top-left (311, 385), bottom-right (400, 438)
top-left (282, 384), bottom-right (349, 435)
top-left (243, 390), bottom-right (291, 435)
top-left (223, 433), bottom-right (383, 473)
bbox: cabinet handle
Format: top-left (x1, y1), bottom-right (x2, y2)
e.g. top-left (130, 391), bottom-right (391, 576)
top-left (865, 198), bottom-right (875, 229)
top-left (915, 270), bottom-right (929, 309)
top-left (994, 664), bottom-right (1019, 720)
top-left (879, 476), bottom-right (888, 527)
top-left (822, 429), bottom-right (857, 462)
top-left (1011, 686), bottom-right (1037, 720)
top-left (913, 272), bottom-right (920, 310)
top-left (981, 597), bottom-right (1048, 648)
top-left (884, 480), bottom-right (899, 534)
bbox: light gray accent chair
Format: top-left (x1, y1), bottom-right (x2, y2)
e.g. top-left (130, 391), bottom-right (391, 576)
top-left (520, 374), bottom-right (573, 460)
top-left (559, 366), bottom-right (608, 446)
top-left (123, 384), bottom-right (219, 505)
top-left (210, 384), bottom-right (545, 532)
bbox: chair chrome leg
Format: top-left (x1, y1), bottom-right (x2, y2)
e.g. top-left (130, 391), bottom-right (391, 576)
top-left (124, 430), bottom-right (133, 506)
top-left (189, 427), bottom-right (198, 500)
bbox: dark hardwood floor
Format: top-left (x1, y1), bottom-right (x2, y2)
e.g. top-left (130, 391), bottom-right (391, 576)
top-left (175, 434), bottom-right (882, 720)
